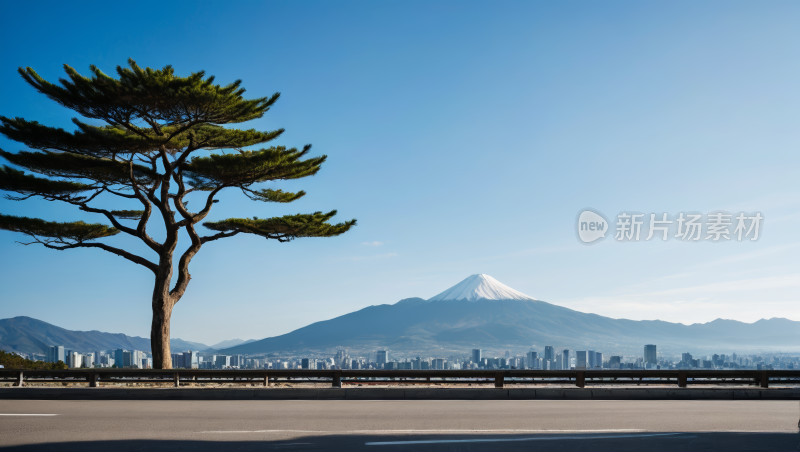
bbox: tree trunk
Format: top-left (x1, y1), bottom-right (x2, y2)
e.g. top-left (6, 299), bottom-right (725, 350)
top-left (151, 268), bottom-right (174, 369)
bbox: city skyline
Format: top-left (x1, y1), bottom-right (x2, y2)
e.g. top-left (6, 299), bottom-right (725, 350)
top-left (32, 342), bottom-right (797, 373)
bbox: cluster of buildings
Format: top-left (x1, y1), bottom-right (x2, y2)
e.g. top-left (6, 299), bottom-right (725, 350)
top-left (290, 344), bottom-right (798, 371)
top-left (675, 352), bottom-right (794, 371)
top-left (44, 345), bottom-right (150, 369)
top-left (360, 347), bottom-right (603, 371)
top-left (30, 343), bottom-right (800, 371)
top-left (171, 352), bottom-right (253, 369)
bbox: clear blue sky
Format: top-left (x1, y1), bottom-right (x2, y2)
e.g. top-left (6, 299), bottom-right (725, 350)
top-left (1, 1), bottom-right (798, 345)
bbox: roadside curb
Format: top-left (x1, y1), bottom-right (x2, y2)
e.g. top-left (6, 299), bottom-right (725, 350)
top-left (1, 387), bottom-right (799, 400)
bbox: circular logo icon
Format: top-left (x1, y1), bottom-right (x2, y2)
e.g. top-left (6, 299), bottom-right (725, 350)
top-left (576, 208), bottom-right (609, 245)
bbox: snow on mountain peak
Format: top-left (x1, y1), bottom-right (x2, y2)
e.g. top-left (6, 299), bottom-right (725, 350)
top-left (427, 274), bottom-right (537, 302)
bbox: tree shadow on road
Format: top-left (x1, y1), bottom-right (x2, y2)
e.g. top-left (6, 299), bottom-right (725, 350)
top-left (2, 432), bottom-right (799, 451)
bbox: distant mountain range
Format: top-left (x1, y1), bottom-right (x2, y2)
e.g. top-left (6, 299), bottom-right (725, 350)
top-left (221, 274), bottom-right (800, 356)
top-left (0, 317), bottom-right (210, 355)
top-left (208, 338), bottom-right (258, 350)
top-left (4, 274), bottom-right (799, 357)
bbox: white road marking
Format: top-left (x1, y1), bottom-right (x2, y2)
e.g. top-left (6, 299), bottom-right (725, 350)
top-left (199, 429), bottom-right (645, 434)
top-left (0, 414), bottom-right (59, 416)
top-left (365, 432), bottom-right (693, 445)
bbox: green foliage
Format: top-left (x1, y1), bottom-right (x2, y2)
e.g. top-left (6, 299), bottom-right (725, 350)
top-left (0, 214), bottom-right (119, 242)
top-left (0, 149), bottom-right (155, 187)
top-left (244, 188), bottom-right (306, 203)
top-left (0, 165), bottom-right (93, 199)
top-left (109, 210), bottom-right (145, 220)
top-left (183, 145), bottom-right (325, 190)
top-left (0, 350), bottom-right (67, 370)
top-left (18, 59), bottom-right (278, 128)
top-left (203, 210), bottom-right (356, 242)
top-left (0, 117), bottom-right (285, 158)
top-left (0, 117), bottom-right (155, 158)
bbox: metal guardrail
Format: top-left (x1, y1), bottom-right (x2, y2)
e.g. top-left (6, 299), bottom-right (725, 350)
top-left (1, 369), bottom-right (799, 389)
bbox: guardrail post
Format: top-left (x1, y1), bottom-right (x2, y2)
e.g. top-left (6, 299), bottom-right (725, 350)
top-left (264, 373), bottom-right (269, 387)
top-left (89, 372), bottom-right (99, 388)
top-left (576, 371), bottom-right (585, 388)
top-left (495, 372), bottom-right (504, 388)
top-left (678, 371), bottom-right (687, 388)
top-left (332, 370), bottom-right (342, 388)
top-left (760, 371), bottom-right (768, 388)
top-left (13, 371), bottom-right (23, 387)
top-left (173, 372), bottom-right (180, 388)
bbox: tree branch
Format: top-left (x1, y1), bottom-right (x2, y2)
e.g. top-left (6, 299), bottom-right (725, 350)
top-left (170, 222), bottom-right (201, 300)
top-left (200, 230), bottom-right (240, 244)
top-left (26, 239), bottom-right (158, 274)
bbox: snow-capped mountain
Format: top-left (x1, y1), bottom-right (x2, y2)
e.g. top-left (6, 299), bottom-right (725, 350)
top-left (222, 274), bottom-right (800, 355)
top-left (427, 274), bottom-right (536, 302)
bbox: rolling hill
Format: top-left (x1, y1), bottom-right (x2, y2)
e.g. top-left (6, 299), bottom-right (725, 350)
top-left (0, 316), bottom-right (209, 354)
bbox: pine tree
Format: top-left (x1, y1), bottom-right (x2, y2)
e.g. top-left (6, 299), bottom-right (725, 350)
top-left (0, 60), bottom-right (356, 368)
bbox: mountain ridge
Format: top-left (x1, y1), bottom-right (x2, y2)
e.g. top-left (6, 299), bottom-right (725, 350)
top-left (221, 275), bottom-right (800, 355)
top-left (4, 275), bottom-right (798, 357)
top-left (0, 316), bottom-right (210, 355)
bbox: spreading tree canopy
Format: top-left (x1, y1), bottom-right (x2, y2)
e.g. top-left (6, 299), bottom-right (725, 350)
top-left (0, 60), bottom-right (356, 368)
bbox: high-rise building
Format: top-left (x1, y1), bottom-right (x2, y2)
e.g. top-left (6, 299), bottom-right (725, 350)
top-left (129, 350), bottom-right (145, 368)
top-left (609, 356), bottom-right (622, 368)
top-left (376, 350), bottom-right (388, 366)
top-left (301, 358), bottom-right (311, 369)
top-left (681, 352), bottom-right (692, 363)
top-left (69, 351), bottom-right (81, 368)
top-left (562, 350), bottom-right (570, 370)
top-left (595, 352), bottom-right (603, 368)
top-left (335, 350), bottom-right (348, 368)
top-left (215, 355), bottom-right (231, 368)
top-left (526, 351), bottom-right (539, 369)
top-left (114, 349), bottom-right (125, 368)
top-left (587, 350), bottom-right (596, 368)
top-left (230, 355), bottom-right (244, 368)
top-left (544, 346), bottom-right (555, 361)
top-left (472, 349), bottom-right (482, 364)
top-left (576, 351), bottom-right (587, 369)
top-left (46, 345), bottom-right (65, 364)
top-left (644, 345), bottom-right (657, 364)
top-left (432, 358), bottom-right (445, 370)
top-left (171, 353), bottom-right (183, 368)
top-left (183, 351), bottom-right (199, 369)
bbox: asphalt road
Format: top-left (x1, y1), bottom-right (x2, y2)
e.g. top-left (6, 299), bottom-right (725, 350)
top-left (1, 399), bottom-right (798, 451)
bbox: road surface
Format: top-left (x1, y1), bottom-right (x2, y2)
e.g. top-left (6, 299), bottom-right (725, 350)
top-left (1, 399), bottom-right (798, 450)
